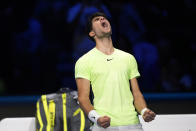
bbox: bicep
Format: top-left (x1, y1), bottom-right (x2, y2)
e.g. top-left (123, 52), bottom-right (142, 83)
top-left (76, 78), bottom-right (90, 99)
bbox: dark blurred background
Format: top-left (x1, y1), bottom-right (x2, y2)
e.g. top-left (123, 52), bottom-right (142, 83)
top-left (0, 0), bottom-right (196, 119)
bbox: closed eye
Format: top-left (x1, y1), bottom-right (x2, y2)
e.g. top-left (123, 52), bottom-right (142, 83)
top-left (94, 18), bottom-right (99, 21)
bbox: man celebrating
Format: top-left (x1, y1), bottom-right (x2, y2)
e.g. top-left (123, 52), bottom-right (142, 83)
top-left (75, 12), bottom-right (156, 131)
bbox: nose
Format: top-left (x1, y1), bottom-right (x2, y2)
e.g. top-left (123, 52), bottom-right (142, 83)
top-left (100, 17), bottom-right (105, 21)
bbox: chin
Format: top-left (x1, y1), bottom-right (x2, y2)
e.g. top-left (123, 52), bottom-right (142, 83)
top-left (104, 29), bottom-right (112, 34)
top-left (103, 32), bottom-right (112, 37)
top-left (107, 30), bottom-right (112, 35)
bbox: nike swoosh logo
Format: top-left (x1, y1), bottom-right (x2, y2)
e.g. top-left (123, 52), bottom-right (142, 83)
top-left (107, 59), bottom-right (113, 61)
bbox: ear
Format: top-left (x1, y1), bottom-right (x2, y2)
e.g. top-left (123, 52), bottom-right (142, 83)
top-left (89, 31), bottom-right (95, 38)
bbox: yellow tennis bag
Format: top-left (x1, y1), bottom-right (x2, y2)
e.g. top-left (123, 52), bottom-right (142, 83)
top-left (35, 88), bottom-right (91, 131)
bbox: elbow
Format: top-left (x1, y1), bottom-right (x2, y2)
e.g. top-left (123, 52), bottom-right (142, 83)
top-left (133, 92), bottom-right (145, 101)
top-left (78, 96), bottom-right (89, 104)
top-left (78, 97), bottom-right (83, 104)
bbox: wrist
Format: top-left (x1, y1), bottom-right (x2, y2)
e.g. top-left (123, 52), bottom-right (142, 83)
top-left (88, 110), bottom-right (101, 125)
top-left (141, 107), bottom-right (148, 116)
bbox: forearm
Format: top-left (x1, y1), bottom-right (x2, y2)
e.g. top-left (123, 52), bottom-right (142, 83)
top-left (130, 78), bottom-right (147, 114)
top-left (76, 78), bottom-right (94, 115)
top-left (133, 92), bottom-right (147, 114)
top-left (79, 96), bottom-right (108, 126)
top-left (78, 97), bottom-right (94, 115)
top-left (130, 78), bottom-right (156, 121)
top-left (134, 92), bottom-right (156, 122)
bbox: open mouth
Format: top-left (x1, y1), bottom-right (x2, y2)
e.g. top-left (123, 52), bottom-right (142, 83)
top-left (101, 22), bottom-right (108, 28)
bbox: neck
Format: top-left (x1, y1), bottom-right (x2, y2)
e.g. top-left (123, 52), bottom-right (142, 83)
top-left (95, 37), bottom-right (114, 55)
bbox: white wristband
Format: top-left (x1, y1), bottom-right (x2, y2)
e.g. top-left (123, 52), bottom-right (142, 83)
top-left (88, 110), bottom-right (101, 125)
top-left (141, 108), bottom-right (148, 116)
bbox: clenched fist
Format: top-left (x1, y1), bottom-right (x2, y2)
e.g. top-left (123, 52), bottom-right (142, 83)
top-left (142, 109), bottom-right (156, 122)
top-left (97, 116), bottom-right (111, 128)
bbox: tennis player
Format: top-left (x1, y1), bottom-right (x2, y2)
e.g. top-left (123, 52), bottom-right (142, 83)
top-left (75, 12), bottom-right (156, 131)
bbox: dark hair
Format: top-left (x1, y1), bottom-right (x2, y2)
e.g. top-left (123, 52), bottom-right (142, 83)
top-left (86, 12), bottom-right (109, 42)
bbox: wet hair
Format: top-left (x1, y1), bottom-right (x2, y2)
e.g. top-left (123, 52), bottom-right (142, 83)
top-left (86, 12), bottom-right (109, 42)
